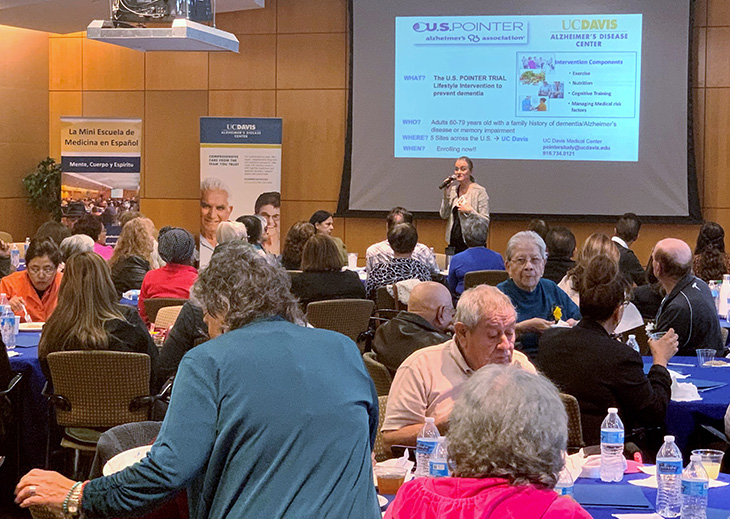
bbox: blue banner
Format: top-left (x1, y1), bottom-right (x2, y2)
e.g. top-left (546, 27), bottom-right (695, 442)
top-left (61, 156), bottom-right (141, 173)
top-left (200, 117), bottom-right (283, 145)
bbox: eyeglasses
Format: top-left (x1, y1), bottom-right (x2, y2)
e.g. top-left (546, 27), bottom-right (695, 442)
top-left (510, 256), bottom-right (544, 266)
top-left (28, 266), bottom-right (56, 276)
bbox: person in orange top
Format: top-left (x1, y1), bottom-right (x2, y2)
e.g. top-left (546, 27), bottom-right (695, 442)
top-left (0, 238), bottom-right (62, 322)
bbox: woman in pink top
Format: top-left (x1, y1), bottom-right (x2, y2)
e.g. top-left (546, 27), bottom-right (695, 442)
top-left (385, 365), bottom-right (591, 519)
top-left (139, 227), bottom-right (198, 325)
top-left (72, 214), bottom-right (114, 260)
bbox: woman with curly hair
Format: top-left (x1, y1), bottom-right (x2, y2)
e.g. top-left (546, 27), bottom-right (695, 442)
top-left (280, 221), bottom-right (315, 270)
top-left (109, 217), bottom-right (158, 296)
top-left (558, 232), bottom-right (620, 305)
top-left (385, 365), bottom-right (591, 519)
top-left (693, 221), bottom-right (730, 283)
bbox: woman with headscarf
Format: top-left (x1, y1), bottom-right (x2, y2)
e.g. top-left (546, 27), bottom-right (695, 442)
top-left (138, 227), bottom-right (197, 325)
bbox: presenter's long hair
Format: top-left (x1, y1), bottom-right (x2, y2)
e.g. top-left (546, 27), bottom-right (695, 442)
top-left (39, 252), bottom-right (125, 359)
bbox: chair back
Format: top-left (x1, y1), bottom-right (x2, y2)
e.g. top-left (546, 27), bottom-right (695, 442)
top-left (306, 299), bottom-right (374, 342)
top-left (154, 305), bottom-right (183, 330)
top-left (374, 395), bottom-right (390, 462)
top-left (376, 286), bottom-right (396, 310)
top-left (560, 393), bottom-right (585, 452)
top-left (362, 352), bottom-right (392, 396)
top-left (46, 351), bottom-right (151, 428)
top-left (463, 270), bottom-right (509, 290)
top-left (434, 253), bottom-right (446, 271)
top-left (144, 297), bottom-right (187, 324)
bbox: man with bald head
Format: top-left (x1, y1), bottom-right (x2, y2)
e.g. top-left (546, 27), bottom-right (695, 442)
top-left (372, 281), bottom-right (454, 377)
top-left (653, 238), bottom-right (723, 356)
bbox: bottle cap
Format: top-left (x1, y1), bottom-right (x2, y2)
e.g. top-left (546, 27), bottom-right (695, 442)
top-left (690, 454), bottom-right (701, 462)
top-left (608, 407), bottom-right (618, 413)
top-left (664, 435), bottom-right (675, 442)
top-left (425, 417), bottom-right (435, 423)
top-left (628, 335), bottom-right (636, 339)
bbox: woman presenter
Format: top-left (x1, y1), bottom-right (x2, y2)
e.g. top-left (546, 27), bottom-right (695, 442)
top-left (439, 156), bottom-right (490, 254)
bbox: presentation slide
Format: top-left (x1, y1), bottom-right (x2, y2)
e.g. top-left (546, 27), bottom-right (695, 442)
top-left (394, 15), bottom-right (642, 162)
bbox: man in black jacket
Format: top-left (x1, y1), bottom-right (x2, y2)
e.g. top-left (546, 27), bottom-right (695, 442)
top-left (653, 238), bottom-right (724, 356)
top-left (612, 213), bottom-right (647, 286)
top-left (372, 281), bottom-right (453, 377)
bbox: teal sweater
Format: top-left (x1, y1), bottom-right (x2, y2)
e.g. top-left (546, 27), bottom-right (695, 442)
top-left (82, 318), bottom-right (380, 519)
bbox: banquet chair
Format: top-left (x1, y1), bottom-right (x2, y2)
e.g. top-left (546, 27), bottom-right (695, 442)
top-left (305, 299), bottom-right (375, 342)
top-left (560, 393), bottom-right (585, 453)
top-left (45, 351), bottom-right (157, 479)
top-left (362, 352), bottom-right (392, 396)
top-left (144, 298), bottom-right (187, 324)
top-left (374, 395), bottom-right (390, 462)
top-left (376, 286), bottom-right (397, 311)
top-left (463, 270), bottom-right (510, 290)
top-left (154, 305), bottom-right (183, 331)
top-left (0, 373), bottom-right (23, 481)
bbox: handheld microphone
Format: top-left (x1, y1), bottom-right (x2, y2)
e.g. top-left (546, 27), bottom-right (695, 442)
top-left (439, 175), bottom-right (456, 189)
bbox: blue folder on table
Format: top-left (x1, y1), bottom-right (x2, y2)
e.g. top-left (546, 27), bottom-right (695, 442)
top-left (574, 483), bottom-right (652, 509)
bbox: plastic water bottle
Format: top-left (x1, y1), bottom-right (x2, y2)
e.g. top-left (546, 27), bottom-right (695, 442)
top-left (24, 237), bottom-right (30, 255)
top-left (555, 464), bottom-right (574, 497)
top-left (10, 245), bottom-right (19, 271)
top-left (0, 294), bottom-right (7, 307)
top-left (428, 436), bottom-right (449, 478)
top-left (709, 281), bottom-right (720, 314)
top-left (656, 435), bottom-right (683, 518)
top-left (681, 454), bottom-right (708, 519)
top-left (1, 305), bottom-right (16, 349)
top-left (600, 407), bottom-right (625, 482)
top-left (415, 417), bottom-right (440, 477)
top-left (718, 274), bottom-right (730, 318)
top-left (627, 334), bottom-right (640, 354)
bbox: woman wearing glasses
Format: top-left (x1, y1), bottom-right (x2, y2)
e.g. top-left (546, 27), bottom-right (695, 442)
top-left (0, 238), bottom-right (63, 322)
top-left (539, 254), bottom-right (678, 447)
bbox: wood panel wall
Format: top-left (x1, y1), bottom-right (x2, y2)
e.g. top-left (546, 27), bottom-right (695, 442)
top-left (39, 0), bottom-right (729, 266)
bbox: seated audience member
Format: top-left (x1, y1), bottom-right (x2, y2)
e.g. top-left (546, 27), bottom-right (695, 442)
top-left (612, 212), bottom-right (647, 286)
top-left (633, 254), bottom-right (665, 320)
top-left (540, 255), bottom-right (677, 446)
top-left (693, 221), bottom-right (730, 283)
top-left (118, 210), bottom-right (144, 229)
top-left (290, 234), bottom-right (365, 307)
top-left (382, 285), bottom-right (535, 452)
top-left (447, 217), bottom-right (504, 296)
top-left (33, 220), bottom-right (71, 246)
top-left (543, 226), bottom-right (576, 283)
top-left (138, 227), bottom-right (197, 325)
top-left (215, 221), bottom-right (248, 246)
top-left (0, 239), bottom-right (12, 277)
top-left (236, 215), bottom-right (268, 256)
top-left (155, 301), bottom-right (208, 389)
top-left (309, 210), bottom-right (348, 265)
top-left (60, 201), bottom-right (86, 229)
top-left (373, 281), bottom-right (454, 377)
top-left (73, 214), bottom-right (114, 260)
top-left (497, 231), bottom-right (580, 360)
top-left (527, 218), bottom-right (549, 241)
top-left (109, 217), bottom-right (158, 297)
top-left (559, 233), bottom-right (620, 305)
top-left (385, 365), bottom-right (591, 519)
top-left (0, 238), bottom-right (62, 322)
top-left (366, 224), bottom-right (432, 299)
top-left (37, 252), bottom-right (158, 386)
top-left (366, 207), bottom-right (439, 275)
top-left (280, 221), bottom-right (315, 270)
top-left (652, 238), bottom-right (724, 356)
top-left (59, 234), bottom-right (94, 262)
top-left (17, 241), bottom-right (379, 519)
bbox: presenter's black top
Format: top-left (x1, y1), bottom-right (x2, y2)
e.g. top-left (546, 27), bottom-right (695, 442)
top-left (539, 319), bottom-right (671, 446)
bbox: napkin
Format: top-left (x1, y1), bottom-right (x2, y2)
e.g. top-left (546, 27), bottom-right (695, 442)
top-left (667, 369), bottom-right (689, 380)
top-left (565, 449), bottom-right (586, 481)
top-left (629, 475), bottom-right (728, 489)
top-left (122, 289), bottom-right (140, 301)
top-left (670, 378), bottom-right (702, 402)
top-left (374, 449), bottom-right (415, 483)
top-left (6, 350), bottom-right (19, 358)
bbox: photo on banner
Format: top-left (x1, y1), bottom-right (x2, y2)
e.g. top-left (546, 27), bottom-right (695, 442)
top-left (59, 118), bottom-right (142, 243)
top-left (199, 117), bottom-right (282, 267)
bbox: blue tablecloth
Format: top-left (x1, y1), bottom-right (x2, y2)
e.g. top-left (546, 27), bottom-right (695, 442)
top-left (8, 331), bottom-right (46, 472)
top-left (643, 356), bottom-right (730, 453)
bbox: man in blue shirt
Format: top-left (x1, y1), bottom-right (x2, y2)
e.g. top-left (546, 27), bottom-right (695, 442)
top-left (498, 231), bottom-right (580, 361)
top-left (448, 217), bottom-right (504, 296)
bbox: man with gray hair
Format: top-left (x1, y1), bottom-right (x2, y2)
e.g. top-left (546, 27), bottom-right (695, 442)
top-left (653, 238), bottom-right (723, 356)
top-left (199, 177), bottom-right (233, 269)
top-left (382, 285), bottom-right (535, 452)
top-left (498, 230), bottom-right (580, 361)
top-left (447, 217), bottom-right (504, 296)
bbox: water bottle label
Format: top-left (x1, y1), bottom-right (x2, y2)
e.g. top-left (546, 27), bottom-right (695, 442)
top-left (681, 479), bottom-right (708, 498)
top-left (557, 485), bottom-right (574, 497)
top-left (600, 429), bottom-right (624, 444)
top-left (416, 439), bottom-right (438, 456)
top-left (656, 459), bottom-right (682, 475)
top-left (428, 461), bottom-right (449, 477)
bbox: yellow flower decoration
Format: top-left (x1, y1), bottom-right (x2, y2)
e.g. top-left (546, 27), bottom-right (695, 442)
top-left (552, 306), bottom-right (562, 322)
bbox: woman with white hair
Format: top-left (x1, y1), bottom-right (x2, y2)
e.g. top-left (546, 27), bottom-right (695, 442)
top-left (16, 241), bottom-right (380, 519)
top-left (385, 364), bottom-right (591, 518)
top-left (497, 230), bottom-right (580, 360)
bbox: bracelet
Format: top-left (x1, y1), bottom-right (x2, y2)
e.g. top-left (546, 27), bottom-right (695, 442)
top-left (62, 481), bottom-right (84, 518)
